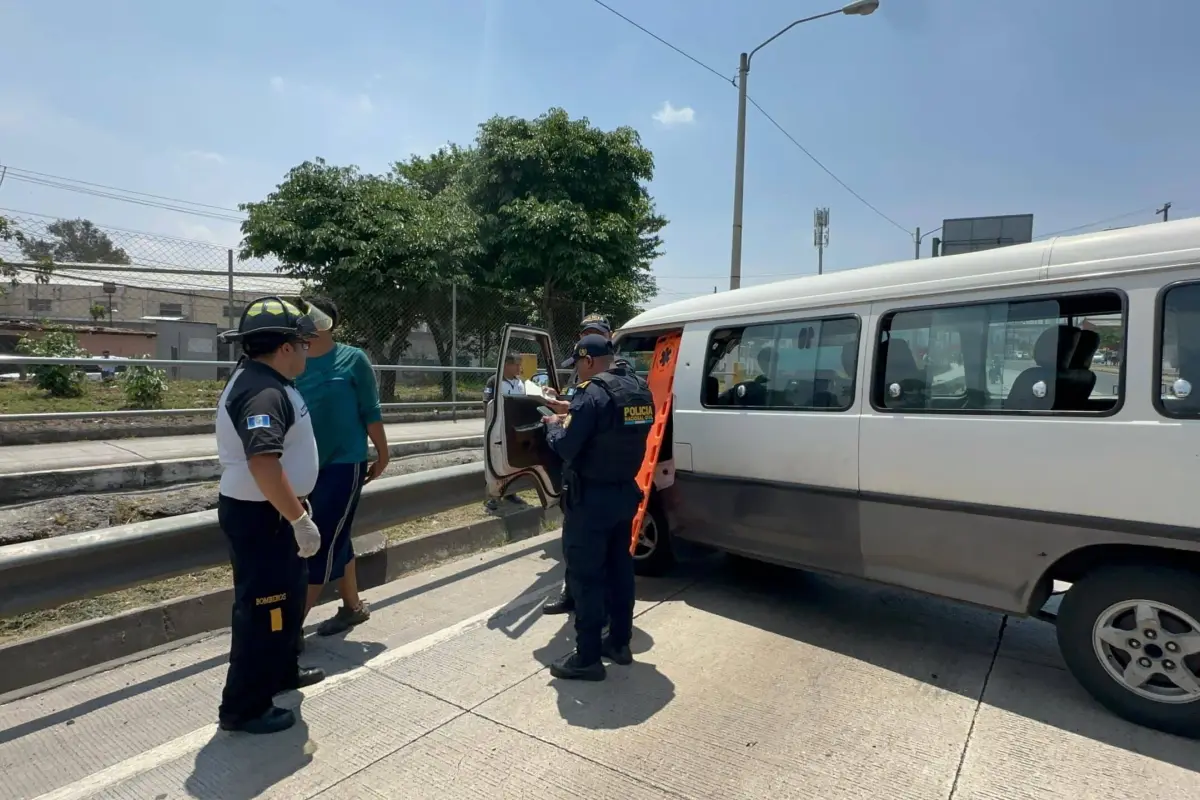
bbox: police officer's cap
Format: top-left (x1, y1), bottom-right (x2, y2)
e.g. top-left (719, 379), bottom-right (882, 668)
top-left (579, 314), bottom-right (611, 335)
top-left (561, 333), bottom-right (614, 367)
top-left (219, 295), bottom-right (318, 343)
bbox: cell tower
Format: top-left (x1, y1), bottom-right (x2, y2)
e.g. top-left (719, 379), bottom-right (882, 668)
top-left (813, 207), bottom-right (830, 275)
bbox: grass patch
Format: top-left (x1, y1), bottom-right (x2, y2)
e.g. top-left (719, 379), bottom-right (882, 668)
top-left (0, 377), bottom-right (490, 415)
top-left (0, 492), bottom-right (550, 645)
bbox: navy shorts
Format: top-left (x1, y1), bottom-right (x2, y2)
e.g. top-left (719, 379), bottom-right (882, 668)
top-left (307, 461), bottom-right (367, 586)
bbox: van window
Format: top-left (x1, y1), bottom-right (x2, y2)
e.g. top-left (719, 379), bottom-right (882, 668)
top-left (873, 291), bottom-right (1124, 414)
top-left (1157, 282), bottom-right (1200, 419)
top-left (702, 316), bottom-right (859, 411)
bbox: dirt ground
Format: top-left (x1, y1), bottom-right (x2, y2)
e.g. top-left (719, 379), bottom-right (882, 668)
top-left (0, 449), bottom-right (486, 546)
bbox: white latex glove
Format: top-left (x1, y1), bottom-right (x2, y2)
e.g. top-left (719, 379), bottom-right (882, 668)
top-left (290, 511), bottom-right (321, 558)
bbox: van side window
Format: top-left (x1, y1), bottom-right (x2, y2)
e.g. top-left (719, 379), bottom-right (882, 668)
top-left (1157, 282), bottom-right (1200, 418)
top-left (872, 291), bottom-right (1125, 414)
top-left (702, 316), bottom-right (859, 411)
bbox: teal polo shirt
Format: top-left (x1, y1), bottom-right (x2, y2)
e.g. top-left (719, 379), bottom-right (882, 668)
top-left (294, 343), bottom-right (383, 468)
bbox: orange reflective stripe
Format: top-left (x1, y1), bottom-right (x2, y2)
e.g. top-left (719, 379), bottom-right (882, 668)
top-left (630, 331), bottom-right (682, 555)
top-left (269, 607), bottom-right (283, 633)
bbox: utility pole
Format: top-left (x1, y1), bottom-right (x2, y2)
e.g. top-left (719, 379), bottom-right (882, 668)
top-left (1157, 202), bottom-right (1172, 222)
top-left (914, 226), bottom-right (920, 260)
top-left (813, 207), bottom-right (829, 275)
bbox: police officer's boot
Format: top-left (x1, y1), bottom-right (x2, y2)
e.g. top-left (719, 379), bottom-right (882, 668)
top-left (542, 581), bottom-right (575, 615)
top-left (219, 705), bottom-right (296, 735)
top-left (549, 651), bottom-right (606, 681)
top-left (601, 637), bottom-right (633, 666)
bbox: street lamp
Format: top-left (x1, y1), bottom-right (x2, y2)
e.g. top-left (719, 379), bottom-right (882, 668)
top-left (728, 0), bottom-right (880, 291)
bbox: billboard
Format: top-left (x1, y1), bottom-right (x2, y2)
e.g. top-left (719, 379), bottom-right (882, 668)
top-left (940, 214), bottom-right (1034, 257)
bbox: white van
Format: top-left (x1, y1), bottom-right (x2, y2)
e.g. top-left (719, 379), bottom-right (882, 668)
top-left (486, 218), bottom-right (1200, 739)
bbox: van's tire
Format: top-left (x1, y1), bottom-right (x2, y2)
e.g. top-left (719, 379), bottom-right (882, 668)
top-left (633, 492), bottom-right (674, 577)
top-left (1056, 566), bottom-right (1200, 739)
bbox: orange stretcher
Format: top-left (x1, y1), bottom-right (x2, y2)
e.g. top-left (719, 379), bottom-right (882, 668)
top-left (630, 331), bottom-right (682, 555)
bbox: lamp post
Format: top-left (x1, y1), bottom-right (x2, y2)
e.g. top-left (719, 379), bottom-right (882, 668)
top-left (914, 226), bottom-right (941, 259)
top-left (728, 0), bottom-right (879, 291)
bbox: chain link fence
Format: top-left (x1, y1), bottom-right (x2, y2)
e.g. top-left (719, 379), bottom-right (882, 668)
top-left (0, 214), bottom-right (602, 418)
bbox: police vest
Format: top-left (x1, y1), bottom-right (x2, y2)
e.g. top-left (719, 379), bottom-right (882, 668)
top-left (571, 368), bottom-right (655, 483)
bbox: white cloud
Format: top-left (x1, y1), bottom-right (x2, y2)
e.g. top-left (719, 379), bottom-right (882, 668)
top-left (652, 101), bottom-right (695, 127)
top-left (185, 150), bottom-right (225, 165)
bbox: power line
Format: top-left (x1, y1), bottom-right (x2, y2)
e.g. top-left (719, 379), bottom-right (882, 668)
top-left (0, 165), bottom-right (246, 223)
top-left (586, 0), bottom-right (733, 85)
top-left (743, 96), bottom-right (908, 235)
top-left (584, 0), bottom-right (907, 235)
top-left (1, 166), bottom-right (245, 215)
top-left (1034, 206), bottom-right (1174, 240)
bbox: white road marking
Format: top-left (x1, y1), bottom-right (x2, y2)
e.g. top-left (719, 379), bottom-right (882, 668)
top-left (32, 589), bottom-right (548, 800)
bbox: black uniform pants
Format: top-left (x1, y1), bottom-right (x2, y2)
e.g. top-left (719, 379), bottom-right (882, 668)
top-left (217, 495), bottom-right (306, 724)
top-left (561, 482), bottom-right (639, 665)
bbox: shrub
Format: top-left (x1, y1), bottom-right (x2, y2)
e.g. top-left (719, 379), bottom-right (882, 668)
top-left (120, 358), bottom-right (169, 409)
top-left (16, 327), bottom-right (88, 398)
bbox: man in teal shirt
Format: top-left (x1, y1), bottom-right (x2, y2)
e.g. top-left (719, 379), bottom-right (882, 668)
top-left (294, 296), bottom-right (390, 639)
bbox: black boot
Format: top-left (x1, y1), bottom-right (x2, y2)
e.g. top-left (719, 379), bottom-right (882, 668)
top-left (542, 583), bottom-right (575, 615)
top-left (275, 666), bottom-right (326, 695)
top-left (601, 637), bottom-right (633, 666)
top-left (219, 705), bottom-right (296, 734)
top-left (549, 651), bottom-right (606, 681)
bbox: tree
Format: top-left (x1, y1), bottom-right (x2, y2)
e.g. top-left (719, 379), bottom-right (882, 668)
top-left (392, 145), bottom-right (485, 397)
top-left (0, 215), bottom-right (27, 295)
top-left (467, 107), bottom-right (664, 345)
top-left (239, 158), bottom-right (477, 401)
top-left (20, 218), bottom-right (131, 265)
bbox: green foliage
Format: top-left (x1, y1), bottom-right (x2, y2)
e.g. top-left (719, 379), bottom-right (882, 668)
top-left (120, 359), bottom-right (169, 409)
top-left (239, 107), bottom-right (668, 395)
top-left (16, 327), bottom-right (88, 398)
top-left (1, 215), bottom-right (31, 296)
top-left (239, 158), bottom-right (478, 400)
top-left (19, 218), bottom-right (131, 265)
top-left (468, 107), bottom-right (664, 336)
top-left (89, 302), bottom-right (107, 322)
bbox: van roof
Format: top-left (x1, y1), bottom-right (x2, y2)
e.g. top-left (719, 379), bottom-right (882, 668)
top-left (621, 217), bottom-right (1200, 332)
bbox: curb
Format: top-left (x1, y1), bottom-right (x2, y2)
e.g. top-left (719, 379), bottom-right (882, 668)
top-left (0, 504), bottom-right (563, 695)
top-left (0, 435), bottom-right (485, 502)
top-left (0, 409), bottom-right (485, 446)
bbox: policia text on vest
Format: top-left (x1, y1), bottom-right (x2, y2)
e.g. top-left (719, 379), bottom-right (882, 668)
top-left (214, 296), bottom-right (328, 735)
top-left (542, 333), bottom-right (655, 681)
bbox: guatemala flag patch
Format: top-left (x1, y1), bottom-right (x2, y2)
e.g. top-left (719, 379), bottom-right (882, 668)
top-left (246, 414), bottom-right (271, 430)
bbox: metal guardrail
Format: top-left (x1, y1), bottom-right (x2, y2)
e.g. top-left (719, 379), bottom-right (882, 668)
top-left (0, 355), bottom-right (497, 372)
top-left (0, 401), bottom-right (483, 423)
top-left (0, 461), bottom-right (486, 618)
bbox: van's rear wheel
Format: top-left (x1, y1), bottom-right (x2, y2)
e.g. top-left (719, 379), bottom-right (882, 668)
top-left (633, 493), bottom-right (673, 577)
top-left (1056, 566), bottom-right (1200, 738)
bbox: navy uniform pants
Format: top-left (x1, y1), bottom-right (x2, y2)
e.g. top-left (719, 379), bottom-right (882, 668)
top-left (561, 481), bottom-right (640, 665)
top-left (217, 495), bottom-right (307, 724)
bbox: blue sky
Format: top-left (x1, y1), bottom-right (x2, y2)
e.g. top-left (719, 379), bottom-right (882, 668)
top-left (1, 0), bottom-right (1197, 307)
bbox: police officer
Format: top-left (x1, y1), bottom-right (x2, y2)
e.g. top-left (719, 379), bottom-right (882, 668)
top-left (215, 296), bottom-right (326, 734)
top-left (542, 333), bottom-right (654, 681)
top-left (542, 314), bottom-right (635, 616)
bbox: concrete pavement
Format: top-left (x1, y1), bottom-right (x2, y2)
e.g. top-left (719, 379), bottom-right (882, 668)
top-left (1, 532), bottom-right (1195, 800)
top-left (0, 419), bottom-right (484, 476)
